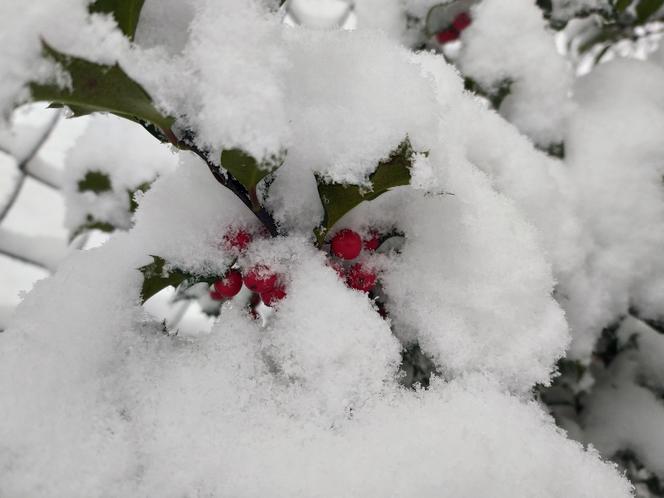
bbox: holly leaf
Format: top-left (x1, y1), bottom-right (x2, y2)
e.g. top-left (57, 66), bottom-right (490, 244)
top-left (464, 77), bottom-right (512, 110)
top-left (128, 181), bottom-right (152, 213)
top-left (138, 256), bottom-right (218, 304)
top-left (636, 0), bottom-right (664, 22)
top-left (89, 0), bottom-right (145, 40)
top-left (77, 170), bottom-right (112, 193)
top-left (314, 139), bottom-right (419, 244)
top-left (220, 148), bottom-right (284, 193)
top-left (30, 42), bottom-right (174, 134)
top-left (615, 0), bottom-right (634, 12)
top-left (70, 215), bottom-right (116, 242)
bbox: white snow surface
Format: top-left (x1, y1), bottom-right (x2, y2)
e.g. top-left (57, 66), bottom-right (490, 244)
top-left (459, 0), bottom-right (574, 145)
top-left (0, 0), bottom-right (657, 494)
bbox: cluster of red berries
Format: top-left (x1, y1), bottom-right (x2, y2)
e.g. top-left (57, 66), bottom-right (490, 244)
top-left (210, 226), bottom-right (384, 310)
top-left (209, 227), bottom-right (287, 307)
top-left (436, 12), bottom-right (471, 44)
top-left (328, 228), bottom-right (381, 293)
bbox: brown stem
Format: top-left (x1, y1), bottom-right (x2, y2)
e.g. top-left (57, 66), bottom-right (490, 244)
top-left (155, 126), bottom-right (281, 237)
top-left (249, 187), bottom-right (260, 212)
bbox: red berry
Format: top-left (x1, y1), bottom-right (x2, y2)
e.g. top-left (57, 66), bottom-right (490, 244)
top-left (328, 260), bottom-right (346, 280)
top-left (363, 230), bottom-right (381, 252)
top-left (213, 269), bottom-right (243, 298)
top-left (210, 289), bottom-right (225, 301)
top-left (261, 285), bottom-right (287, 307)
top-left (346, 263), bottom-right (377, 292)
top-left (243, 265), bottom-right (278, 293)
top-left (452, 12), bottom-right (471, 32)
top-left (436, 28), bottom-right (459, 44)
top-left (330, 229), bottom-right (362, 260)
top-left (223, 227), bottom-right (252, 252)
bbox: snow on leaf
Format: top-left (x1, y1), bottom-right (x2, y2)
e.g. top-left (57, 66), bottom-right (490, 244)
top-left (636, 0), bottom-right (664, 22)
top-left (30, 42), bottom-right (174, 135)
top-left (77, 170), bottom-right (112, 194)
top-left (220, 148), bottom-right (284, 195)
top-left (88, 0), bottom-right (145, 41)
top-left (138, 255), bottom-right (217, 304)
top-left (314, 139), bottom-right (421, 244)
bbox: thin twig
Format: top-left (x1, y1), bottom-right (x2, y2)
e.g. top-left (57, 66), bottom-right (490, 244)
top-left (0, 174), bottom-right (28, 225)
top-left (0, 111), bottom-right (61, 224)
top-left (25, 169), bottom-right (59, 189)
top-left (183, 141), bottom-right (281, 237)
top-left (25, 157), bottom-right (61, 190)
top-left (0, 245), bottom-right (50, 270)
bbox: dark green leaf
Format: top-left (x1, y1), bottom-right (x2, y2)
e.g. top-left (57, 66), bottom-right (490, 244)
top-left (220, 148), bottom-right (284, 194)
top-left (615, 0), bottom-right (634, 12)
top-left (89, 0), bottom-right (145, 40)
top-left (540, 142), bottom-right (565, 159)
top-left (574, 23), bottom-right (624, 54)
top-left (128, 181), bottom-right (152, 213)
top-left (536, 0), bottom-right (553, 16)
top-left (70, 215), bottom-right (116, 241)
top-left (31, 42), bottom-right (174, 134)
top-left (138, 256), bottom-right (217, 303)
top-left (464, 78), bottom-right (512, 110)
top-left (314, 139), bottom-right (419, 244)
top-left (636, 0), bottom-right (664, 22)
top-left (77, 170), bottom-right (112, 193)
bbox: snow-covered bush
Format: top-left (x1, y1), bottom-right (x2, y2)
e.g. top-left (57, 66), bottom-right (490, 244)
top-left (1, 0), bottom-right (664, 496)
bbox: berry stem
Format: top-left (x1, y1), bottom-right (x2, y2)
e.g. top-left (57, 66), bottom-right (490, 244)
top-left (158, 127), bottom-right (281, 237)
top-left (249, 186), bottom-right (261, 213)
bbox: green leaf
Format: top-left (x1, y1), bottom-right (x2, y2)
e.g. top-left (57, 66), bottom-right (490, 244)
top-left (541, 142), bottom-right (565, 159)
top-left (464, 78), bottom-right (512, 110)
top-left (636, 0), bottom-right (664, 22)
top-left (536, 0), bottom-right (553, 16)
top-left (77, 170), bottom-right (112, 193)
top-left (128, 181), bottom-right (152, 213)
top-left (89, 0), bottom-right (145, 40)
top-left (314, 139), bottom-right (419, 244)
top-left (220, 148), bottom-right (284, 194)
top-left (30, 42), bottom-right (174, 134)
top-left (70, 215), bottom-right (116, 241)
top-left (576, 26), bottom-right (621, 53)
top-left (138, 256), bottom-right (217, 304)
top-left (615, 0), bottom-right (634, 12)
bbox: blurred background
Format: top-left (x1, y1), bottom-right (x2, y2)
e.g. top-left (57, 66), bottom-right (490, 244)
top-left (0, 106), bottom-right (88, 330)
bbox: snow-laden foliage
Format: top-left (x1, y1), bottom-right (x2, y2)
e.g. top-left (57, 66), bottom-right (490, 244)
top-left (63, 115), bottom-right (178, 238)
top-left (1, 0), bottom-right (664, 495)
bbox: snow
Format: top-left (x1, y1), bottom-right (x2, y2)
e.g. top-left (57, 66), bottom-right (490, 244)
top-left (583, 318), bottom-right (664, 477)
top-left (0, 149), bottom-right (628, 494)
top-left (0, 247), bottom-right (632, 496)
top-left (0, 0), bottom-right (659, 494)
top-left (281, 29), bottom-right (437, 185)
top-left (459, 0), bottom-right (574, 145)
top-left (62, 115), bottom-right (178, 234)
top-left (551, 0), bottom-right (610, 20)
top-left (0, 0), bottom-right (130, 117)
top-left (563, 58), bottom-right (664, 355)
